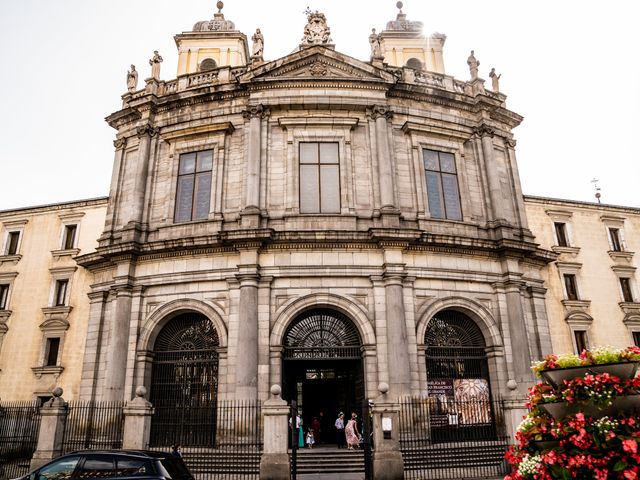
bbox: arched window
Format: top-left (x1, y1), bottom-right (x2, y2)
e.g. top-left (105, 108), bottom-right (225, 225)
top-left (406, 57), bottom-right (423, 71)
top-left (149, 312), bottom-right (219, 446)
top-left (199, 58), bottom-right (217, 71)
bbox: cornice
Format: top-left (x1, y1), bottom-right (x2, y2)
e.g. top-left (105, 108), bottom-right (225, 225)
top-left (160, 121), bottom-right (235, 141)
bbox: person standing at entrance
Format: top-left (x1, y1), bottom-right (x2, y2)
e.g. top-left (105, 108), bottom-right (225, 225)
top-left (335, 412), bottom-right (345, 448)
top-left (311, 417), bottom-right (321, 444)
top-left (296, 413), bottom-right (305, 448)
top-left (345, 412), bottom-right (361, 450)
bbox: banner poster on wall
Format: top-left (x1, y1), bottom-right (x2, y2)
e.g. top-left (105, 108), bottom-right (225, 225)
top-left (427, 378), bottom-right (491, 426)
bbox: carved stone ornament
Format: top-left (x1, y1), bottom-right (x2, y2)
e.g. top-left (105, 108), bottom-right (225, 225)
top-left (473, 124), bottom-right (495, 138)
top-left (192, 1), bottom-right (236, 32)
top-left (243, 105), bottom-right (270, 120)
top-left (385, 2), bottom-right (423, 32)
top-left (367, 105), bottom-right (393, 120)
top-left (300, 11), bottom-right (333, 47)
top-left (309, 61), bottom-right (328, 76)
top-left (506, 138), bottom-right (517, 148)
top-left (136, 124), bottom-right (159, 138)
top-left (113, 138), bottom-right (127, 150)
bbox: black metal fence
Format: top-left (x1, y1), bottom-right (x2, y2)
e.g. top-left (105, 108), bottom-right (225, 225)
top-left (150, 400), bottom-right (263, 480)
top-left (61, 401), bottom-right (125, 453)
top-left (398, 397), bottom-right (510, 480)
top-left (0, 401), bottom-right (41, 480)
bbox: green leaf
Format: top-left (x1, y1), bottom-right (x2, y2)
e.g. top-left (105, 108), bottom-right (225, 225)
top-left (613, 460), bottom-right (627, 471)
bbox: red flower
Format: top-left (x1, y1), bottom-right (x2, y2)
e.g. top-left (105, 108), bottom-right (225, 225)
top-left (624, 439), bottom-right (638, 454)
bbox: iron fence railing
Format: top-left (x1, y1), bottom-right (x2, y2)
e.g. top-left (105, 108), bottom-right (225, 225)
top-left (398, 396), bottom-right (511, 480)
top-left (61, 401), bottom-right (125, 453)
top-left (150, 400), bottom-right (263, 480)
top-left (0, 401), bottom-right (41, 480)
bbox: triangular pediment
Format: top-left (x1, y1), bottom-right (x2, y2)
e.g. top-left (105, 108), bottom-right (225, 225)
top-left (239, 46), bottom-right (395, 84)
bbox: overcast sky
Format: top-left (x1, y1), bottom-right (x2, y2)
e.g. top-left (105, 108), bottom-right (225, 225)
top-left (0, 0), bottom-right (638, 211)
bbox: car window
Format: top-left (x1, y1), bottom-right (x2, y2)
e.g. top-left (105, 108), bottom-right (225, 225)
top-left (76, 456), bottom-right (115, 479)
top-left (158, 457), bottom-right (192, 480)
top-left (116, 457), bottom-right (152, 476)
top-left (37, 455), bottom-right (81, 480)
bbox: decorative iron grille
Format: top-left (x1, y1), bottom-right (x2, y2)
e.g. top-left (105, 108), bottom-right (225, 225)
top-left (0, 401), bottom-right (41, 480)
top-left (61, 401), bottom-right (124, 453)
top-left (284, 309), bottom-right (361, 360)
top-left (149, 313), bottom-right (219, 447)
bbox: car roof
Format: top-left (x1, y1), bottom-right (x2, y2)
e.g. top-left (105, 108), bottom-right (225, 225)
top-left (65, 450), bottom-right (170, 459)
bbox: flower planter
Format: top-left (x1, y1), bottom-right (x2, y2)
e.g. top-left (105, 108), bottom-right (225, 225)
top-left (532, 439), bottom-right (560, 451)
top-left (540, 394), bottom-right (640, 421)
top-left (540, 361), bottom-right (639, 389)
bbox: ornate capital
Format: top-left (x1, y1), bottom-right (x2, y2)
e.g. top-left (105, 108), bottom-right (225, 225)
top-left (367, 105), bottom-right (393, 121)
top-left (136, 124), bottom-right (158, 138)
top-left (113, 138), bottom-right (127, 150)
top-left (243, 104), bottom-right (270, 120)
top-left (472, 124), bottom-right (495, 138)
top-left (506, 138), bottom-right (517, 148)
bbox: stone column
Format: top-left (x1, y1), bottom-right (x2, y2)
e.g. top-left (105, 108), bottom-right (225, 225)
top-left (104, 285), bottom-right (132, 402)
top-left (31, 388), bottom-right (67, 470)
top-left (504, 279), bottom-right (533, 387)
top-left (235, 252), bottom-right (260, 401)
top-left (371, 383), bottom-right (404, 480)
top-left (259, 385), bottom-right (290, 480)
top-left (382, 252), bottom-right (411, 399)
top-left (475, 125), bottom-right (506, 224)
top-left (122, 386), bottom-right (154, 450)
top-left (242, 105), bottom-right (269, 228)
top-left (369, 105), bottom-right (395, 210)
top-left (130, 124), bottom-right (157, 228)
top-left (79, 291), bottom-right (108, 400)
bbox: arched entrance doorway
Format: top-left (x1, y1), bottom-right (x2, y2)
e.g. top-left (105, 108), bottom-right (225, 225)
top-left (282, 308), bottom-right (363, 444)
top-left (149, 312), bottom-right (219, 446)
top-left (424, 309), bottom-right (496, 441)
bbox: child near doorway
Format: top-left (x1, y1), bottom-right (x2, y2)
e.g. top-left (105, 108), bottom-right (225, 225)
top-left (306, 428), bottom-right (315, 449)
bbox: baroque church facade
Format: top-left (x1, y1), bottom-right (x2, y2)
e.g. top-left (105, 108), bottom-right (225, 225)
top-left (1, 4), bottom-right (639, 452)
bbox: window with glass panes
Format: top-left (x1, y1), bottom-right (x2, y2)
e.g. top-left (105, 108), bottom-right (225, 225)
top-left (0, 284), bottom-right (8, 310)
top-left (563, 274), bottom-right (579, 300)
top-left (299, 142), bottom-right (340, 214)
top-left (620, 278), bottom-right (634, 303)
top-left (574, 330), bottom-right (588, 354)
top-left (423, 149), bottom-right (462, 220)
top-left (609, 228), bottom-right (623, 252)
top-left (174, 150), bottom-right (213, 223)
top-left (5, 231), bottom-right (20, 255)
top-left (45, 338), bottom-right (60, 366)
top-left (554, 222), bottom-right (569, 247)
top-left (62, 224), bottom-right (77, 250)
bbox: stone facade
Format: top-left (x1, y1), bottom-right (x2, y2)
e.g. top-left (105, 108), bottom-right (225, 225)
top-left (65, 6), bottom-right (554, 437)
top-left (524, 195), bottom-right (640, 354)
top-left (0, 198), bottom-right (107, 401)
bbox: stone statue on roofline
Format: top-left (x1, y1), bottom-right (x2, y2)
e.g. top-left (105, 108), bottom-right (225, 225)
top-left (369, 28), bottom-right (383, 60)
top-left (489, 67), bottom-right (501, 92)
top-left (252, 28), bottom-right (264, 59)
top-left (126, 65), bottom-right (138, 92)
top-left (467, 50), bottom-right (480, 81)
top-left (149, 51), bottom-right (163, 80)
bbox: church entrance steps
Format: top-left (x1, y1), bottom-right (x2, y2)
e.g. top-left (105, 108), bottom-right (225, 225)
top-left (292, 446), bottom-right (365, 474)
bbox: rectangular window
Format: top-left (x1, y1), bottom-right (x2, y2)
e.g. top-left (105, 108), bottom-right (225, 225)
top-left (609, 228), bottom-right (623, 252)
top-left (174, 150), bottom-right (213, 223)
top-left (0, 284), bottom-right (8, 310)
top-left (554, 222), bottom-right (569, 247)
top-left (621, 278), bottom-right (634, 303)
top-left (6, 231), bottom-right (20, 255)
top-left (574, 330), bottom-right (588, 354)
top-left (62, 224), bottom-right (77, 250)
top-left (54, 279), bottom-right (69, 307)
top-left (423, 149), bottom-right (462, 221)
top-left (45, 338), bottom-right (60, 366)
top-left (563, 274), bottom-right (579, 300)
top-left (299, 142), bottom-right (340, 214)
top-left (634, 332), bottom-right (640, 348)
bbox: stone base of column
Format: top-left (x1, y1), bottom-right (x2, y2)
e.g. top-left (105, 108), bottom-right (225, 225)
top-left (380, 207), bottom-right (401, 228)
top-left (240, 207), bottom-right (261, 229)
top-left (259, 453), bottom-right (290, 480)
top-left (372, 450), bottom-right (404, 480)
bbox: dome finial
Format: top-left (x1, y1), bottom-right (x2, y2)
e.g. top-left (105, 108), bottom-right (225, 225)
top-left (217, 1), bottom-right (224, 13)
top-left (396, 1), bottom-right (403, 13)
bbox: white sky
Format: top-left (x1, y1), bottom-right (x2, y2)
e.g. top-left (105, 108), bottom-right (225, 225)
top-left (0, 0), bottom-right (638, 211)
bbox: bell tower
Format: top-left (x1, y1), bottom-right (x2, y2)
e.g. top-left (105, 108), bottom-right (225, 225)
top-left (378, 1), bottom-right (446, 74)
top-left (174, 1), bottom-right (250, 75)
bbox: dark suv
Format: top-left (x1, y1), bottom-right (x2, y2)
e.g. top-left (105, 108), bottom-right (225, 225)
top-left (12, 451), bottom-right (193, 480)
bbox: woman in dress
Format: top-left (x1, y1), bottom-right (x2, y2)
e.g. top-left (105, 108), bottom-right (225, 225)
top-left (344, 412), bottom-right (360, 450)
top-left (296, 413), bottom-right (305, 448)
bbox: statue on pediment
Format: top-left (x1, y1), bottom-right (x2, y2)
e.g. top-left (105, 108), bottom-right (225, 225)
top-left (252, 29), bottom-right (264, 58)
top-left (149, 51), bottom-right (163, 80)
top-left (126, 65), bottom-right (138, 92)
top-left (489, 68), bottom-right (501, 92)
top-left (369, 29), bottom-right (383, 59)
top-left (301, 11), bottom-right (333, 47)
top-left (467, 50), bottom-right (480, 81)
